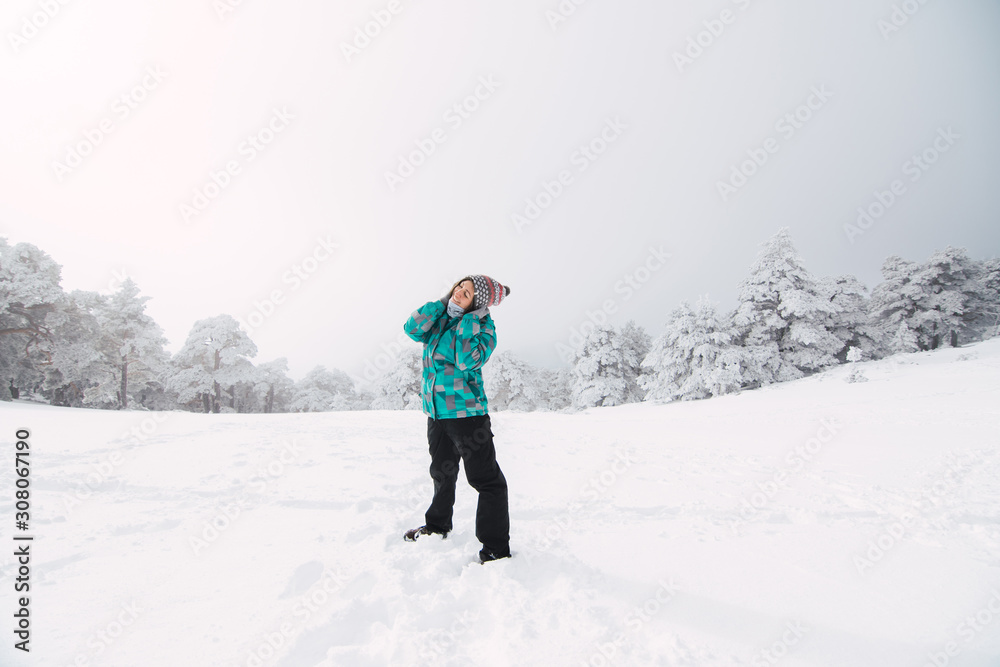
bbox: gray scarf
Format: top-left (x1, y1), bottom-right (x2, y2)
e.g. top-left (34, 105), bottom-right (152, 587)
top-left (446, 300), bottom-right (466, 318)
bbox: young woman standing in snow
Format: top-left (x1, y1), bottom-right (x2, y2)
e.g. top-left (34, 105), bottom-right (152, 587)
top-left (402, 275), bottom-right (511, 563)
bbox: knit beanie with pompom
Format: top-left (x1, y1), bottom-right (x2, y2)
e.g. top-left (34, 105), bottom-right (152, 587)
top-left (463, 275), bottom-right (510, 310)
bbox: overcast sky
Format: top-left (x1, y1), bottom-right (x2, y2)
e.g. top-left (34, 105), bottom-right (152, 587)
top-left (2, 0), bottom-right (998, 383)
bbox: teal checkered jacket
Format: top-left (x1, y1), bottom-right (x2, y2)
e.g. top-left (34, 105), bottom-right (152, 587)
top-left (403, 298), bottom-right (497, 420)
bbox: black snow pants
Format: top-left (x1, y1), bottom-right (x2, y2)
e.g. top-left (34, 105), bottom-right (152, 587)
top-left (424, 413), bottom-right (510, 554)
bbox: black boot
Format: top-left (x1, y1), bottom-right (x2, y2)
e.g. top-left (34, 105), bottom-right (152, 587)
top-left (478, 546), bottom-right (511, 563)
top-left (403, 525), bottom-right (449, 541)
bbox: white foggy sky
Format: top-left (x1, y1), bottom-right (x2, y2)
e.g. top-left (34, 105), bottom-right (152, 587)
top-left (1, 0), bottom-right (998, 382)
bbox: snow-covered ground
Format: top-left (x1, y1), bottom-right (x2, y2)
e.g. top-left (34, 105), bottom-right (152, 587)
top-left (2, 341), bottom-right (999, 667)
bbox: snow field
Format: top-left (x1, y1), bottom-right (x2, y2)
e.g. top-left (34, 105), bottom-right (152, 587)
top-left (0, 340), bottom-right (998, 666)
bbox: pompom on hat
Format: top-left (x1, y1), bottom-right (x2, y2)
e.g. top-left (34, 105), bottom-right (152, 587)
top-left (463, 275), bottom-right (510, 310)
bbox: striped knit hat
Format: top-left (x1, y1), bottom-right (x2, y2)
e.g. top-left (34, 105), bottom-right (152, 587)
top-left (463, 275), bottom-right (510, 309)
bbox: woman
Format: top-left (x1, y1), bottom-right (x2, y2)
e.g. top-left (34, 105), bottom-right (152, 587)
top-left (402, 275), bottom-right (512, 563)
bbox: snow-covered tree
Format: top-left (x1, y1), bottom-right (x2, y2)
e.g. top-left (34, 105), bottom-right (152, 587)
top-left (38, 290), bottom-right (105, 407)
top-left (845, 346), bottom-right (868, 383)
top-left (483, 350), bottom-right (540, 411)
top-left (570, 320), bottom-right (651, 409)
top-left (369, 348), bottom-right (422, 410)
top-left (869, 248), bottom-right (983, 353)
top-left (254, 358), bottom-right (296, 413)
top-left (222, 359), bottom-right (266, 413)
top-left (973, 258), bottom-right (1000, 339)
top-left (82, 278), bottom-right (170, 410)
top-left (868, 255), bottom-right (921, 355)
top-left (288, 365), bottom-right (361, 412)
top-left (733, 228), bottom-right (842, 386)
top-left (168, 315), bottom-right (258, 413)
top-left (638, 298), bottom-right (743, 402)
top-left (0, 239), bottom-right (64, 398)
top-left (535, 366), bottom-right (573, 411)
top-left (821, 275), bottom-right (878, 362)
top-left (912, 247), bottom-right (982, 348)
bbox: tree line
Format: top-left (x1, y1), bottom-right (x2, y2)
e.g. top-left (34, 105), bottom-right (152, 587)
top-left (1, 229), bottom-right (996, 412)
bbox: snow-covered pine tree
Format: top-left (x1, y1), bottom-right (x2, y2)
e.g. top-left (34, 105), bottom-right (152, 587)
top-left (821, 275), bottom-right (878, 362)
top-left (223, 358), bottom-right (265, 413)
top-left (868, 255), bottom-right (921, 355)
top-left (255, 358), bottom-right (296, 413)
top-left (168, 315), bottom-right (259, 413)
top-left (888, 320), bottom-right (920, 354)
top-left (733, 228), bottom-right (842, 386)
top-left (0, 239), bottom-right (64, 399)
top-left (870, 248), bottom-right (984, 352)
top-left (483, 350), bottom-right (539, 411)
top-left (40, 290), bottom-right (106, 407)
top-left (638, 297), bottom-right (743, 402)
top-left (973, 258), bottom-right (1000, 339)
top-left (570, 320), bottom-right (650, 409)
top-left (535, 366), bottom-right (573, 411)
top-left (288, 365), bottom-right (360, 412)
top-left (845, 346), bottom-right (868, 383)
top-left (369, 347), bottom-right (422, 410)
top-left (914, 247), bottom-right (986, 347)
top-left (83, 278), bottom-right (170, 410)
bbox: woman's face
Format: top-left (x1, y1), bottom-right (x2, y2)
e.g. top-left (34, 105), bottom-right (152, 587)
top-left (451, 280), bottom-right (475, 311)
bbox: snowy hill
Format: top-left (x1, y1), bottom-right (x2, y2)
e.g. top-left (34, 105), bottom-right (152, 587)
top-left (2, 340), bottom-right (999, 666)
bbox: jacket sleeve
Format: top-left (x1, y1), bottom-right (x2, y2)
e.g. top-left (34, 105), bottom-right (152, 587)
top-left (455, 312), bottom-right (496, 372)
top-left (403, 299), bottom-right (446, 344)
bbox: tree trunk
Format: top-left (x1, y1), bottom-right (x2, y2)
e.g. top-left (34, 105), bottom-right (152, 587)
top-left (213, 349), bottom-right (222, 413)
top-left (120, 360), bottom-right (129, 410)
